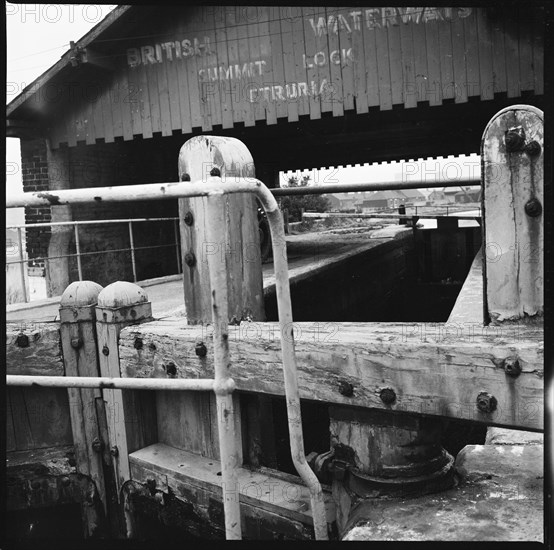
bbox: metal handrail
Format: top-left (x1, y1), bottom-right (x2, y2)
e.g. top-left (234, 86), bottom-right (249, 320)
top-left (6, 217), bottom-right (182, 302)
top-left (6, 177), bottom-right (328, 541)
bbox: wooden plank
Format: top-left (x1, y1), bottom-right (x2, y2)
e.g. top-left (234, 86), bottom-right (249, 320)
top-left (312, 6), bottom-right (335, 114)
top-left (326, 7), bottom-right (345, 116)
top-left (214, 9), bottom-right (234, 129)
top-left (6, 323), bottom-right (63, 376)
top-left (110, 77), bottom-right (124, 139)
top-left (491, 14), bottom-right (507, 95)
top-left (411, 10), bottom-right (428, 104)
top-left (100, 82), bottom-right (115, 143)
top-left (504, 12), bottom-right (520, 98)
top-left (386, 11), bottom-right (404, 106)
top-left (127, 63), bottom-right (142, 138)
top-left (268, 6), bottom-right (287, 121)
top-left (156, 391), bottom-right (241, 463)
top-left (244, 6), bottom-right (264, 122)
top-left (518, 8), bottom-right (534, 92)
top-left (120, 319), bottom-right (544, 430)
top-left (463, 8), bottom-right (480, 99)
top-left (225, 10), bottom-right (242, 127)
top-left (164, 38), bottom-right (183, 133)
top-left (361, 9), bottom-right (380, 108)
top-left (155, 52), bottom-right (172, 136)
top-left (120, 69), bottom-right (134, 141)
top-left (146, 60), bottom-right (162, 134)
top-left (279, 7), bottom-right (299, 122)
top-left (130, 443), bottom-right (335, 528)
top-left (8, 386), bottom-right (73, 450)
top-left (90, 80), bottom-right (105, 143)
top-left (437, 18), bottom-right (455, 100)
top-left (65, 99), bottom-right (78, 147)
top-left (475, 8), bottom-right (494, 101)
top-left (173, 40), bottom-right (192, 136)
top-left (292, 6), bottom-right (310, 117)
top-left (451, 12), bottom-right (467, 103)
top-left (338, 7), bottom-right (356, 111)
top-left (424, 18), bottom-right (442, 106)
top-left (199, 10), bottom-right (221, 129)
top-left (482, 105), bottom-right (543, 324)
top-left (84, 90), bottom-right (96, 145)
top-left (301, 7), bottom-right (321, 119)
top-left (350, 6), bottom-right (369, 113)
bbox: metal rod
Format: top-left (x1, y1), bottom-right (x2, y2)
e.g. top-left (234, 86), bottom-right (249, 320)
top-left (302, 212), bottom-right (480, 220)
top-left (5, 243), bottom-right (178, 267)
top-left (173, 219), bottom-right (182, 274)
top-left (17, 227), bottom-right (28, 303)
top-left (270, 178), bottom-right (479, 196)
top-left (6, 177), bottom-right (479, 209)
top-left (6, 375), bottom-right (215, 391)
top-left (205, 192), bottom-right (242, 540)
top-left (74, 224), bottom-right (83, 281)
top-left (7, 217), bottom-right (179, 229)
top-left (128, 221), bottom-right (137, 282)
top-left (261, 190), bottom-right (329, 540)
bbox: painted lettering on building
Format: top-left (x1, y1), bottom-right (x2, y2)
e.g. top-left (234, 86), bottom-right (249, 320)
top-left (127, 37), bottom-right (212, 67)
top-left (308, 7), bottom-right (472, 35)
top-left (198, 60), bottom-right (267, 81)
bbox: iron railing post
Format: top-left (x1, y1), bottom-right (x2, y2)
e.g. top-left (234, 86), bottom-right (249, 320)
top-left (17, 227), bottom-right (28, 303)
top-left (74, 223), bottom-right (83, 280)
top-left (173, 219), bottom-right (182, 274)
top-left (128, 221), bottom-right (137, 282)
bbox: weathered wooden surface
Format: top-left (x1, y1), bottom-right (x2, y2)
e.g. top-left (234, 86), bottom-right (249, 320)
top-left (177, 135), bottom-right (264, 324)
top-left (6, 323), bottom-right (63, 376)
top-left (22, 7), bottom-right (543, 148)
top-left (59, 282), bottom-right (112, 519)
top-left (96, 284), bottom-right (157, 496)
top-left (129, 443), bottom-right (335, 530)
top-left (120, 319), bottom-right (543, 430)
top-left (482, 105), bottom-right (543, 323)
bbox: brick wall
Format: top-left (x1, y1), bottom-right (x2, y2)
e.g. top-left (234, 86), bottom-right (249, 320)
top-left (21, 139), bottom-right (51, 270)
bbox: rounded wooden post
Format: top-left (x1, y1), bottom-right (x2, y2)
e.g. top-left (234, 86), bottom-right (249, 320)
top-left (59, 280), bottom-right (108, 536)
top-left (481, 105), bottom-right (543, 324)
top-left (95, 282), bottom-right (155, 501)
top-left (177, 135), bottom-right (265, 324)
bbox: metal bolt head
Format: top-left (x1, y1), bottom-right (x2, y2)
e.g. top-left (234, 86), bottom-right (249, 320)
top-left (476, 392), bottom-right (497, 413)
top-left (195, 342), bottom-right (207, 357)
top-left (110, 445), bottom-right (119, 457)
top-left (524, 140), bottom-right (541, 156)
top-left (505, 126), bottom-right (525, 152)
top-left (70, 337), bottom-right (83, 349)
top-left (92, 438), bottom-right (103, 453)
top-left (184, 211), bottom-right (194, 226)
top-left (61, 476), bottom-right (71, 487)
top-left (181, 173), bottom-right (191, 182)
top-left (134, 337), bottom-right (143, 350)
top-left (102, 345), bottom-right (110, 356)
top-left (16, 333), bottom-right (30, 348)
top-left (503, 357), bottom-right (522, 378)
top-left (379, 388), bottom-right (396, 404)
top-left (210, 167), bottom-right (221, 177)
top-left (338, 381), bottom-right (354, 397)
top-left (31, 480), bottom-right (41, 490)
top-left (524, 198), bottom-right (542, 218)
top-left (165, 361), bottom-right (177, 376)
top-left (184, 252), bottom-right (196, 268)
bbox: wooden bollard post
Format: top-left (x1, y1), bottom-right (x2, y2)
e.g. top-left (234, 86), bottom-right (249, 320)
top-left (59, 280), bottom-right (109, 536)
top-left (177, 135), bottom-right (264, 324)
top-left (481, 105), bottom-right (543, 324)
top-left (95, 281), bottom-right (155, 499)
